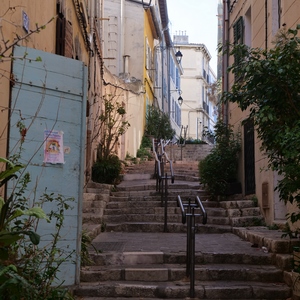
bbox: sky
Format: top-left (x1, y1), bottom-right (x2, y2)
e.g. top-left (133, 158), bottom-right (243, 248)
top-left (166, 0), bottom-right (219, 75)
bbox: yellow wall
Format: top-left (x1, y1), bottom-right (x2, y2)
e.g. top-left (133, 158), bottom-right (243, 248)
top-left (143, 10), bottom-right (156, 130)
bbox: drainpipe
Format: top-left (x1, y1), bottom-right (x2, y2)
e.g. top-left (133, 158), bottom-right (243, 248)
top-left (222, 0), bottom-right (230, 125)
top-left (120, 0), bottom-right (125, 73)
top-left (265, 0), bottom-right (268, 50)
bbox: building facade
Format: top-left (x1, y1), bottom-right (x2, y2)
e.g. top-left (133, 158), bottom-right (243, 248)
top-left (174, 33), bottom-right (217, 142)
top-left (222, 0), bottom-right (300, 226)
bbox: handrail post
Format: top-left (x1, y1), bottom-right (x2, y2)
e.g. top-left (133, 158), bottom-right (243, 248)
top-left (190, 206), bottom-right (196, 298)
top-left (186, 198), bottom-right (191, 278)
top-left (164, 172), bottom-right (168, 232)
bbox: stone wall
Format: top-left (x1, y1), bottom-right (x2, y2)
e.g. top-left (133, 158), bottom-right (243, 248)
top-left (165, 144), bottom-right (214, 162)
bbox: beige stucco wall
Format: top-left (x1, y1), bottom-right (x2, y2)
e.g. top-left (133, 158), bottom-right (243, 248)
top-left (226, 0), bottom-right (300, 225)
top-left (0, 0), bottom-right (90, 162)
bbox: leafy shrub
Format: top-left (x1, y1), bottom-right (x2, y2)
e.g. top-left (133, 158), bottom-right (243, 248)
top-left (199, 121), bottom-right (241, 198)
top-left (140, 136), bottom-right (152, 148)
top-left (136, 147), bottom-right (152, 160)
top-left (92, 155), bottom-right (122, 184)
top-left (185, 139), bottom-right (207, 145)
top-left (145, 106), bottom-right (175, 140)
top-left (0, 157), bottom-right (75, 299)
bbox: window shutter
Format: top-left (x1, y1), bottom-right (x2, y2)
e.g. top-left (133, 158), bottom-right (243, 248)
top-left (233, 16), bottom-right (244, 80)
top-left (233, 16), bottom-right (244, 44)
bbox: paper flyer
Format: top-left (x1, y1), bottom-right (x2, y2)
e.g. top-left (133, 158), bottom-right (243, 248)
top-left (43, 130), bottom-right (65, 164)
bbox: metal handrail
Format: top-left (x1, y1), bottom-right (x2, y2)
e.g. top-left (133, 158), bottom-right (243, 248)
top-left (196, 196), bottom-right (207, 224)
top-left (177, 195), bottom-right (207, 298)
top-left (152, 138), bottom-right (175, 232)
top-left (177, 195), bottom-right (186, 224)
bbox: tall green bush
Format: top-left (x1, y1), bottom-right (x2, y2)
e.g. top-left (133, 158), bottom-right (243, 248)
top-left (199, 121), bottom-right (241, 198)
top-left (145, 105), bottom-right (175, 140)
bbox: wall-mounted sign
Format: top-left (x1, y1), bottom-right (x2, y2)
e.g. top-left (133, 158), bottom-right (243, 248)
top-left (43, 130), bottom-right (65, 164)
top-left (22, 11), bottom-right (29, 33)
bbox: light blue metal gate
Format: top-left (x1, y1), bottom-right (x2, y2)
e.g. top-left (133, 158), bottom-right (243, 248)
top-left (8, 46), bottom-right (87, 286)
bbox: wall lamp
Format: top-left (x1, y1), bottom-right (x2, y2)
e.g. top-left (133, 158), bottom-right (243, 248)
top-left (170, 89), bottom-right (183, 106)
top-left (156, 46), bottom-right (183, 64)
top-left (175, 50), bottom-right (183, 64)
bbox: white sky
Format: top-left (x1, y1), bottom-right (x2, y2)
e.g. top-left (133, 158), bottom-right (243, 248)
top-left (166, 0), bottom-right (219, 75)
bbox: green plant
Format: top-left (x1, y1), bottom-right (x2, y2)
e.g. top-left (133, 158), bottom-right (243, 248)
top-left (141, 136), bottom-right (152, 148)
top-left (221, 24), bottom-right (300, 236)
top-left (0, 157), bottom-right (75, 299)
top-left (185, 139), bottom-right (207, 145)
top-left (145, 105), bottom-right (175, 140)
top-left (251, 195), bottom-right (258, 207)
top-left (199, 120), bottom-right (241, 198)
top-left (136, 147), bottom-right (152, 160)
top-left (81, 230), bottom-right (98, 267)
top-left (92, 155), bottom-right (122, 184)
top-left (97, 91), bottom-right (130, 160)
top-left (267, 224), bottom-right (279, 230)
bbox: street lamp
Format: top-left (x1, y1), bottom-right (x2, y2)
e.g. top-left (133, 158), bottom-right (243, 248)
top-left (170, 89), bottom-right (183, 106)
top-left (175, 50), bottom-right (183, 64)
top-left (178, 95), bottom-right (183, 106)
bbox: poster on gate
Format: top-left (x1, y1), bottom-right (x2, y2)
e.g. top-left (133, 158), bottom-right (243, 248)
top-left (43, 130), bottom-right (65, 164)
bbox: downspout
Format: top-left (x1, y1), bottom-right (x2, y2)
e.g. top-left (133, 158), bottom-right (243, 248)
top-left (121, 0), bottom-right (125, 72)
top-left (222, 0), bottom-right (230, 125)
top-left (265, 0), bottom-right (268, 49)
top-left (161, 45), bottom-right (164, 111)
top-left (167, 48), bottom-right (171, 116)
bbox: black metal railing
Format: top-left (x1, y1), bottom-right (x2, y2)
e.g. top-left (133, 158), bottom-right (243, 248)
top-left (177, 195), bottom-right (207, 298)
top-left (153, 138), bottom-right (175, 232)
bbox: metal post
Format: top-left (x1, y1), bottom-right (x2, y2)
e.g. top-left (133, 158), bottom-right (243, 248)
top-left (186, 198), bottom-right (191, 277)
top-left (190, 206), bottom-right (196, 298)
top-left (164, 172), bottom-right (168, 232)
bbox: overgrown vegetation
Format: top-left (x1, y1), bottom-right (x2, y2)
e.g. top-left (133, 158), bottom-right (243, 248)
top-left (221, 24), bottom-right (300, 235)
top-left (199, 120), bottom-right (241, 199)
top-left (0, 158), bottom-right (74, 299)
top-left (145, 105), bottom-right (175, 140)
top-left (92, 154), bottom-right (122, 184)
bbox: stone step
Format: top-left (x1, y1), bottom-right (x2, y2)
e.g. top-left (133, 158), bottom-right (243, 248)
top-left (230, 216), bottom-right (265, 227)
top-left (109, 191), bottom-right (211, 203)
top-left (104, 222), bottom-right (232, 234)
top-left (88, 251), bottom-right (275, 267)
top-left (74, 280), bottom-right (291, 299)
top-left (114, 185), bottom-right (202, 194)
top-left (219, 200), bottom-right (257, 209)
top-left (80, 263), bottom-right (283, 283)
top-left (227, 207), bottom-right (261, 217)
top-left (103, 214), bottom-right (229, 226)
top-left (103, 206), bottom-right (226, 217)
top-left (105, 201), bottom-right (217, 210)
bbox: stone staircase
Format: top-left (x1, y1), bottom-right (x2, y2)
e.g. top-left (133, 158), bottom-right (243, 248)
top-left (76, 160), bottom-right (293, 299)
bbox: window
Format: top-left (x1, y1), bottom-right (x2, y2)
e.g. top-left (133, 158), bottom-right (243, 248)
top-left (272, 0), bottom-right (281, 36)
top-left (233, 16), bottom-right (244, 45)
top-left (233, 16), bottom-right (244, 80)
top-left (145, 38), bottom-right (154, 81)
